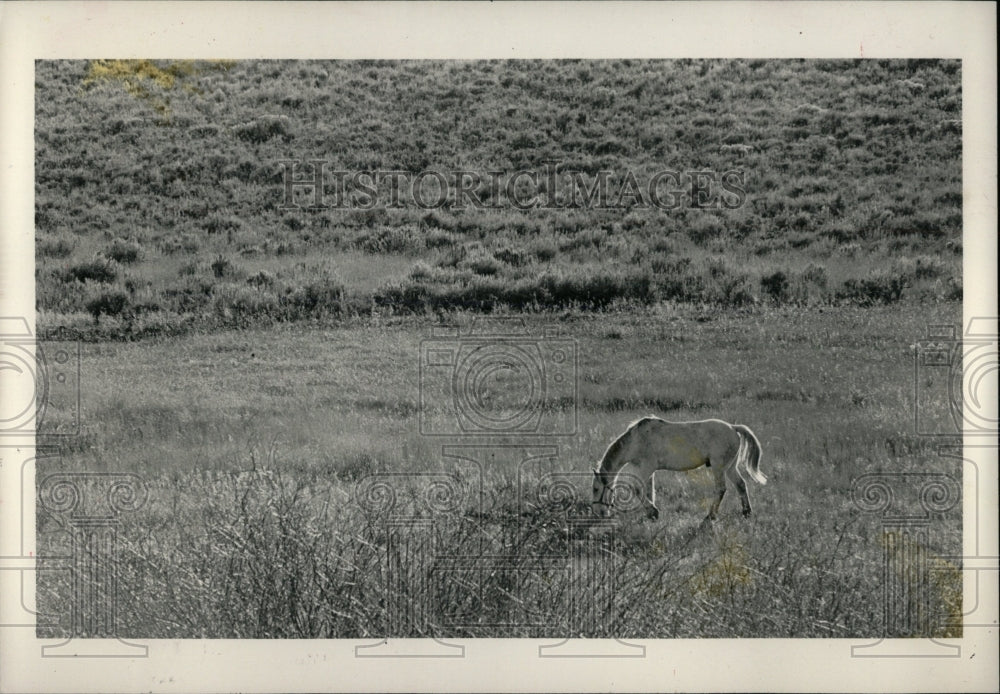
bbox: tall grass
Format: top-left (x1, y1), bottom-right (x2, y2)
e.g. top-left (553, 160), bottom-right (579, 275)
top-left (37, 455), bottom-right (953, 638)
top-left (35, 305), bottom-right (962, 639)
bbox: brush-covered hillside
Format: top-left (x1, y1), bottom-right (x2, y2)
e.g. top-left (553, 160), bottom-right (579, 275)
top-left (35, 59), bottom-right (962, 338)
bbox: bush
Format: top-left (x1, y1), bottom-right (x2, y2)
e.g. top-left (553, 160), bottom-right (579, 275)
top-left (106, 238), bottom-right (143, 264)
top-left (374, 268), bottom-right (657, 313)
top-left (493, 245), bottom-right (529, 267)
top-left (284, 276), bottom-right (345, 318)
top-left (465, 255), bottom-right (502, 276)
top-left (211, 255), bottom-right (234, 278)
top-left (246, 271), bottom-right (276, 288)
top-left (838, 273), bottom-right (907, 306)
top-left (85, 290), bottom-right (130, 321)
top-left (63, 257), bottom-right (118, 284)
top-left (687, 216), bottom-right (725, 245)
top-left (37, 237), bottom-right (74, 259)
top-left (529, 238), bottom-right (558, 262)
top-left (355, 226), bottom-right (423, 254)
top-left (801, 263), bottom-right (828, 289)
top-left (421, 210), bottom-right (457, 232)
top-left (232, 115), bottom-right (292, 144)
top-left (157, 233), bottom-right (201, 255)
top-left (213, 283), bottom-right (280, 325)
top-left (760, 271), bottom-right (790, 304)
top-left (203, 215), bottom-right (242, 235)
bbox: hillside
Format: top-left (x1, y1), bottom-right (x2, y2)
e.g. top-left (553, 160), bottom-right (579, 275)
top-left (35, 59), bottom-right (962, 338)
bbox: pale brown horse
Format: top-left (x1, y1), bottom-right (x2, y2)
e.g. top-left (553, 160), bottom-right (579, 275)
top-left (592, 417), bottom-right (766, 521)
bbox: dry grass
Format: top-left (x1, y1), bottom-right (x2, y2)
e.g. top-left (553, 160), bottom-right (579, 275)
top-left (36, 303), bottom-right (962, 639)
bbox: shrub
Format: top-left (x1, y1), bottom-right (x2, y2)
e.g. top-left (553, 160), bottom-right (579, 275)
top-left (178, 261), bottom-right (201, 277)
top-left (37, 237), bottom-right (74, 259)
top-left (63, 257), bottom-right (118, 284)
top-left (425, 231), bottom-right (456, 249)
top-left (211, 255), bottom-right (234, 278)
top-left (157, 233), bottom-right (201, 255)
top-left (284, 276), bottom-right (345, 318)
top-left (529, 238), bottom-right (558, 262)
top-left (421, 210), bottom-right (457, 232)
top-left (106, 238), bottom-right (143, 264)
top-left (493, 245), bottom-right (529, 267)
top-left (760, 271), bottom-right (790, 304)
top-left (246, 271), bottom-right (276, 288)
top-left (375, 267), bottom-right (658, 313)
top-left (85, 290), bottom-right (130, 321)
top-left (909, 256), bottom-right (947, 279)
top-left (687, 216), bottom-right (725, 245)
top-left (408, 261), bottom-right (434, 280)
top-left (232, 114), bottom-right (292, 143)
top-left (213, 283), bottom-right (279, 325)
top-left (161, 276), bottom-right (216, 313)
top-left (801, 263), bottom-right (828, 289)
top-left (355, 226), bottom-right (423, 254)
top-left (838, 273), bottom-right (907, 306)
top-left (708, 273), bottom-right (756, 308)
top-left (346, 207), bottom-right (389, 229)
top-left (203, 215), bottom-right (242, 235)
top-left (465, 255), bottom-right (502, 276)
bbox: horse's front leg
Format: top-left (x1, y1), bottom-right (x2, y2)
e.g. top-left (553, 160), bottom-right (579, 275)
top-left (644, 473), bottom-right (659, 520)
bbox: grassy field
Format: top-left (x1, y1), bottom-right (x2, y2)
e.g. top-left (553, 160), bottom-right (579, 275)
top-left (36, 302), bottom-right (962, 638)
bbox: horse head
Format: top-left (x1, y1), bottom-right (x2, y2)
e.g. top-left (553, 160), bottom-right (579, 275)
top-left (591, 466), bottom-right (612, 517)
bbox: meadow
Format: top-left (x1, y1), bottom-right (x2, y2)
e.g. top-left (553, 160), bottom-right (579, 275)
top-left (36, 303), bottom-right (962, 638)
top-left (33, 59), bottom-right (963, 639)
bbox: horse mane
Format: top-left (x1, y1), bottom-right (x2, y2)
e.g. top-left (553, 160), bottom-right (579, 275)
top-left (596, 416), bottom-right (657, 481)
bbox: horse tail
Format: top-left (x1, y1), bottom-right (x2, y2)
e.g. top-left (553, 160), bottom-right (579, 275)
top-left (733, 424), bottom-right (767, 485)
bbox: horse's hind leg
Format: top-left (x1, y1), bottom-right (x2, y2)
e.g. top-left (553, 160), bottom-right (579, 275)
top-left (707, 467), bottom-right (726, 521)
top-left (727, 468), bottom-right (752, 518)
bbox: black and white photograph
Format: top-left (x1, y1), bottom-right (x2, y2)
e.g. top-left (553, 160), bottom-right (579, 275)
top-left (1, 2), bottom-right (996, 692)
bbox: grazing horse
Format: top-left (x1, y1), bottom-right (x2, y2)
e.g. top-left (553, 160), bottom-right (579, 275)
top-left (592, 417), bottom-right (767, 521)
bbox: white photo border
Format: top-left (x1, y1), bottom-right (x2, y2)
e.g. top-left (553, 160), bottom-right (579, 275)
top-left (1, 2), bottom-right (996, 692)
